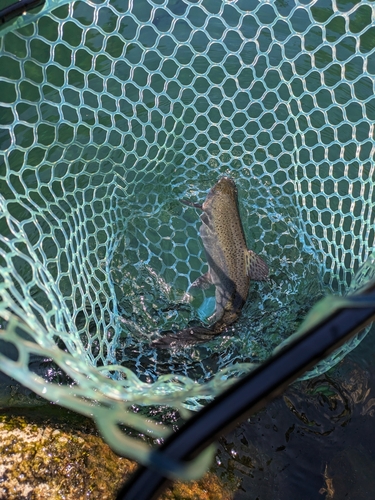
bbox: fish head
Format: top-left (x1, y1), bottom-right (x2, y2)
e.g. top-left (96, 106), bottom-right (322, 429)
top-left (203, 177), bottom-right (238, 210)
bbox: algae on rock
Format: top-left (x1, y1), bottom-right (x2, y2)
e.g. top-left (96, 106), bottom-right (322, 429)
top-left (0, 406), bottom-right (234, 500)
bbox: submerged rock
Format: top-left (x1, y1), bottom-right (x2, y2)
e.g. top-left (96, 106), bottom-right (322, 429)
top-left (0, 406), bottom-right (233, 499)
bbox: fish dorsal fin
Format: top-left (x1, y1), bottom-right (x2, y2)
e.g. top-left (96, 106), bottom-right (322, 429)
top-left (190, 272), bottom-right (212, 289)
top-left (245, 249), bottom-right (269, 281)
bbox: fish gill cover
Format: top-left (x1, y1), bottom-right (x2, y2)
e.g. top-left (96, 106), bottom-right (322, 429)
top-left (0, 0), bottom-right (374, 469)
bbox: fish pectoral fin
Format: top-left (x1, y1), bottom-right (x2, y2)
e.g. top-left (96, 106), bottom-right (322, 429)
top-left (245, 249), bottom-right (269, 280)
top-left (180, 198), bottom-right (203, 210)
top-left (190, 272), bottom-right (213, 289)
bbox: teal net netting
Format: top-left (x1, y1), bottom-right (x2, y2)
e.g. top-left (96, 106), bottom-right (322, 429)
top-left (0, 0), bottom-right (375, 471)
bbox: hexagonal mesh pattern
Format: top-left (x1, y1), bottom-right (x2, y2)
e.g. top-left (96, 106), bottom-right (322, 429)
top-left (0, 0), bottom-right (375, 458)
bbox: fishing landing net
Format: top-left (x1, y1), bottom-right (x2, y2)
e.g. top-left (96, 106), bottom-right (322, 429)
top-left (0, 0), bottom-right (375, 471)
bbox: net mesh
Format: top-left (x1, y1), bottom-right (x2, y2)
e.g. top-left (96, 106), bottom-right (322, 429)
top-left (0, 0), bottom-right (375, 467)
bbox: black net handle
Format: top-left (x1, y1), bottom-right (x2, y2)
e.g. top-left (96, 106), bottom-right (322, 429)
top-left (0, 0), bottom-right (45, 26)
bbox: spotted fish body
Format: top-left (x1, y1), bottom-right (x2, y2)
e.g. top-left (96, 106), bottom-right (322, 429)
top-left (153, 177), bottom-right (268, 348)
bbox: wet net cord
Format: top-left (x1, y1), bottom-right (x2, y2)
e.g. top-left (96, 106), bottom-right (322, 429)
top-left (117, 284), bottom-right (375, 500)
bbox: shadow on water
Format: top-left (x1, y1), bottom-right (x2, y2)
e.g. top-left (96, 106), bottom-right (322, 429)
top-left (216, 322), bottom-right (375, 500)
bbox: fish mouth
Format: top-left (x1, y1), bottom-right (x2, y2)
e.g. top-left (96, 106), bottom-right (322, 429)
top-left (210, 176), bottom-right (237, 196)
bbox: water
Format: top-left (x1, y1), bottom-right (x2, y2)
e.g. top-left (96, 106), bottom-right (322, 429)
top-left (217, 323), bottom-right (375, 499)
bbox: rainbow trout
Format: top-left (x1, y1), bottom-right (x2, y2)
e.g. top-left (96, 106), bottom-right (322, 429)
top-left (152, 177), bottom-right (268, 348)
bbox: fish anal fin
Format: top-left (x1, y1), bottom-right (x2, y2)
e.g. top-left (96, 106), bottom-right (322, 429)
top-left (245, 249), bottom-right (269, 281)
top-left (190, 272), bottom-right (212, 289)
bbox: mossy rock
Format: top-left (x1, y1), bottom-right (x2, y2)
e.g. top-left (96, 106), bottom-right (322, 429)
top-left (0, 406), bottom-right (234, 499)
